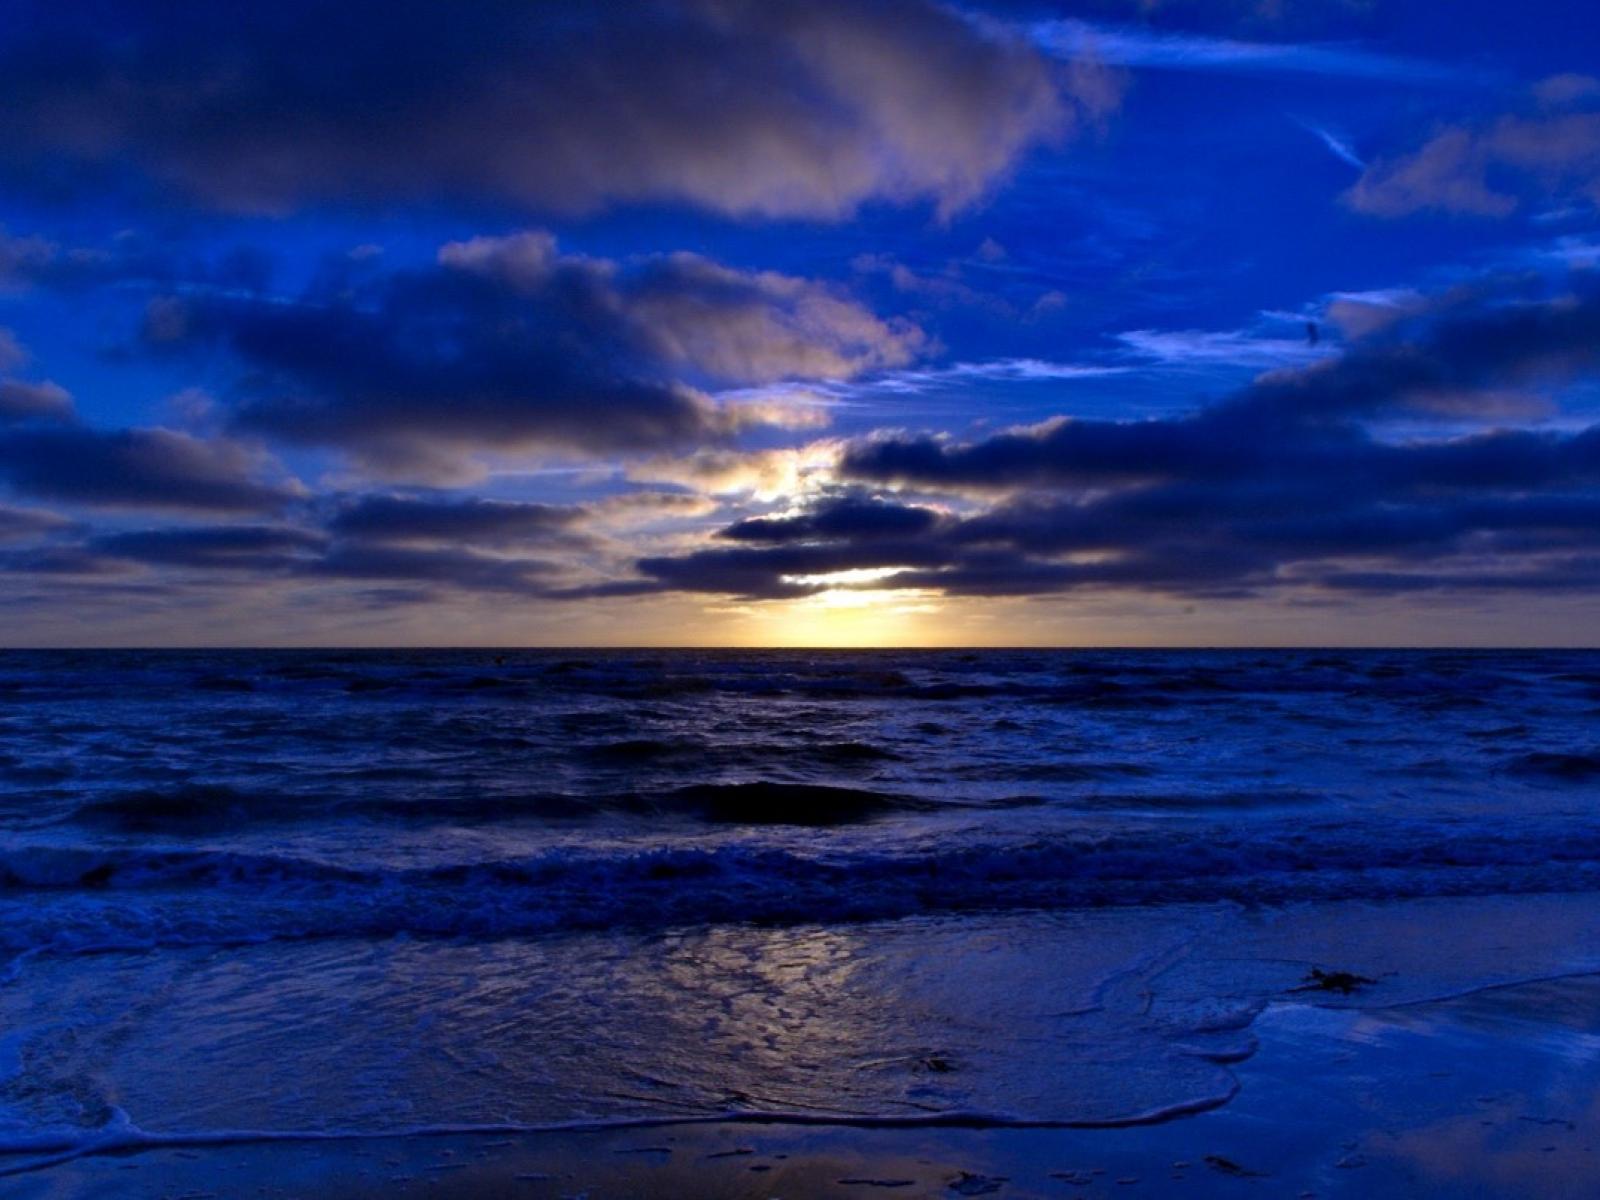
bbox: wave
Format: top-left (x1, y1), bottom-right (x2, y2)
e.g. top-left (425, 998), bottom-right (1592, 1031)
top-left (1506, 750), bottom-right (1600, 782)
top-left (665, 781), bottom-right (925, 824)
top-left (8, 819), bottom-right (1600, 956)
top-left (2, 646), bottom-right (1576, 708)
top-left (66, 779), bottom-right (932, 830)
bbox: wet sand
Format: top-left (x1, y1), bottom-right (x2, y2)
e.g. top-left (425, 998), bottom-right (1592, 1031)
top-left (12, 970), bottom-right (1600, 1199)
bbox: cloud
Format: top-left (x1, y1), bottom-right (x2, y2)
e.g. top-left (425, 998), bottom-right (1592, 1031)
top-left (0, 427), bottom-right (299, 512)
top-left (1535, 74), bottom-right (1600, 109)
top-left (0, 379), bottom-right (74, 424)
top-left (145, 232), bottom-right (917, 477)
top-left (0, 504), bottom-right (71, 543)
top-left (0, 328), bottom-right (74, 426)
top-left (325, 494), bottom-right (589, 547)
top-left (627, 442), bottom-right (843, 500)
top-left (634, 537), bottom-right (957, 600)
top-left (25, 508), bottom-right (583, 598)
top-left (1029, 18), bottom-right (1465, 83)
top-left (91, 525), bottom-right (327, 571)
top-left (21, 281), bottom-right (1600, 614)
top-left (0, 329), bottom-right (26, 371)
top-left (851, 358), bottom-right (1128, 395)
top-left (718, 493), bottom-right (944, 543)
top-left (1348, 106), bottom-right (1600, 219)
top-left (846, 282), bottom-right (1600, 490)
top-left (0, 234), bottom-right (56, 289)
top-left (622, 253), bottom-right (925, 383)
top-left (1117, 327), bottom-right (1331, 368)
top-left (614, 280), bottom-right (1600, 602)
top-left (1296, 119), bottom-right (1366, 171)
top-left (1322, 288), bottom-right (1428, 338)
top-left (0, 545), bottom-right (133, 578)
top-left (301, 544), bottom-right (558, 595)
top-left (0, 0), bottom-right (1102, 220)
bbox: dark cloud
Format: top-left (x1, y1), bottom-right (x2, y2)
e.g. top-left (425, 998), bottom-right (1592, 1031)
top-left (325, 494), bottom-right (588, 546)
top-left (844, 283), bottom-right (1600, 490)
top-left (0, 545), bottom-right (130, 577)
top-left (0, 427), bottom-right (298, 512)
top-left (1316, 557), bottom-right (1600, 593)
top-left (620, 283), bottom-right (1600, 601)
top-left (0, 0), bottom-right (1101, 220)
top-left (302, 544), bottom-right (556, 595)
top-left (24, 518), bottom-right (561, 596)
top-left (91, 525), bottom-right (326, 571)
top-left (636, 538), bottom-right (958, 600)
top-left (718, 493), bottom-right (943, 543)
top-left (147, 232), bottom-right (913, 476)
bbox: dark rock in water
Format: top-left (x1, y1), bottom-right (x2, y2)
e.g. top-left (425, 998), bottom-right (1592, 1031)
top-left (671, 781), bottom-right (918, 825)
top-left (1294, 968), bottom-right (1375, 995)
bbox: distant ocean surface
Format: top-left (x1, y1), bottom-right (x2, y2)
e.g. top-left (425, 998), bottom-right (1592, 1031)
top-left (5, 648), bottom-right (1600, 1166)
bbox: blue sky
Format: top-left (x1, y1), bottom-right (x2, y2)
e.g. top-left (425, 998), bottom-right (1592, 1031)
top-left (1, 0), bottom-right (1598, 645)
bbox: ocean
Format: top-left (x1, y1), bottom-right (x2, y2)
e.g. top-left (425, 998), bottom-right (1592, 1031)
top-left (4, 648), bottom-right (1600, 1170)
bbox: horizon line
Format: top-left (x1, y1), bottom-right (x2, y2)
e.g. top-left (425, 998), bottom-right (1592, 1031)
top-left (1, 644), bottom-right (1596, 653)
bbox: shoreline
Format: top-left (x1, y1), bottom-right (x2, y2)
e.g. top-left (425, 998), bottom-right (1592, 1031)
top-left (12, 967), bottom-right (1600, 1198)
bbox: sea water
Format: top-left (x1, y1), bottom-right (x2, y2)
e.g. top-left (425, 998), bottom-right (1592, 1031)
top-left (2, 649), bottom-right (1599, 1169)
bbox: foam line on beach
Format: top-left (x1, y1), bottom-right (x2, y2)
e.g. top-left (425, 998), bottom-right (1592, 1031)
top-left (0, 1085), bottom-right (1244, 1179)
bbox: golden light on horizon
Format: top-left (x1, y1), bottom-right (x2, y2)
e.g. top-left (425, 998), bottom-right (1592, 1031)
top-left (719, 572), bottom-right (947, 647)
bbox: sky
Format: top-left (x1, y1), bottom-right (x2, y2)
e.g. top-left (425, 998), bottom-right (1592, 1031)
top-left (1, 0), bottom-right (1599, 646)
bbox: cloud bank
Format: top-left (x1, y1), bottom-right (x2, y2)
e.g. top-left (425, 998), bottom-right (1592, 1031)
top-left (0, 0), bottom-right (1108, 220)
top-left (142, 231), bottom-right (920, 478)
top-left (619, 279), bottom-right (1600, 601)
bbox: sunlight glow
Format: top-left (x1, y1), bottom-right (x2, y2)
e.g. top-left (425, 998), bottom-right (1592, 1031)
top-left (725, 583), bottom-right (945, 647)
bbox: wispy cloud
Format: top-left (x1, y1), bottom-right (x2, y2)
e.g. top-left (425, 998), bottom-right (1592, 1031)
top-left (1117, 328), bottom-right (1331, 369)
top-left (729, 359), bottom-right (1128, 406)
top-left (862, 358), bottom-right (1129, 394)
top-left (1029, 20), bottom-right (1470, 85)
top-left (1295, 119), bottom-right (1366, 171)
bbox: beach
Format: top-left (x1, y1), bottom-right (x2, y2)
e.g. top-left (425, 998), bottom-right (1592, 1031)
top-left (15, 964), bottom-right (1600, 1198)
